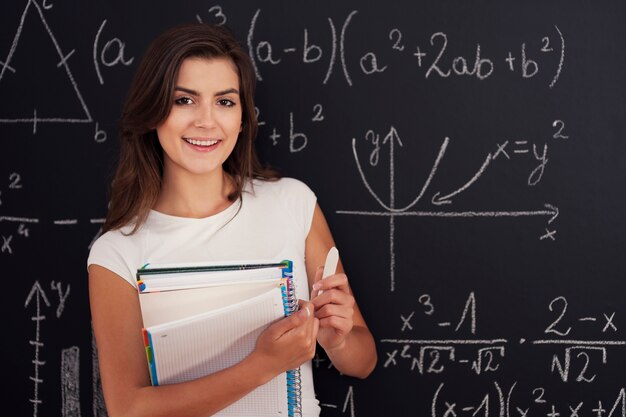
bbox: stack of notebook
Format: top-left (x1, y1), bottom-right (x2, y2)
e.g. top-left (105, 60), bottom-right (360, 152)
top-left (136, 260), bottom-right (302, 417)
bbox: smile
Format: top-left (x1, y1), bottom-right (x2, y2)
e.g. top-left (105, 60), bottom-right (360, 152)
top-left (183, 137), bottom-right (220, 147)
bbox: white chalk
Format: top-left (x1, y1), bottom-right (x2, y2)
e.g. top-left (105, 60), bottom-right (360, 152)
top-left (318, 247), bottom-right (339, 295)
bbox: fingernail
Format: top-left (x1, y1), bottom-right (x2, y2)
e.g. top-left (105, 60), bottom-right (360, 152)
top-left (312, 282), bottom-right (321, 291)
top-left (299, 306), bottom-right (310, 318)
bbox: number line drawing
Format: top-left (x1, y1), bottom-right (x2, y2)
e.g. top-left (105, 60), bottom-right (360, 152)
top-left (337, 126), bottom-right (560, 292)
top-left (0, 0), bottom-right (93, 129)
top-left (24, 281), bottom-right (51, 417)
top-left (336, 207), bottom-right (559, 219)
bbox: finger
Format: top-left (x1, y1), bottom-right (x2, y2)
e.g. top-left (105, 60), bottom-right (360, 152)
top-left (311, 317), bottom-right (320, 341)
top-left (268, 302), bottom-right (312, 339)
top-left (295, 302), bottom-right (317, 357)
top-left (314, 303), bottom-right (354, 321)
top-left (298, 299), bottom-right (315, 316)
top-left (304, 307), bottom-right (317, 341)
top-left (311, 288), bottom-right (354, 310)
top-left (315, 266), bottom-right (324, 281)
top-left (311, 266), bottom-right (324, 298)
top-left (297, 301), bottom-right (314, 323)
top-left (296, 300), bottom-right (316, 330)
top-left (312, 273), bottom-right (349, 295)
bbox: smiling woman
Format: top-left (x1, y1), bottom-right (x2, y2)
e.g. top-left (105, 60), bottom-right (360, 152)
top-left (154, 58), bottom-right (243, 216)
top-left (102, 23), bottom-right (273, 233)
top-left (87, 23), bottom-right (376, 417)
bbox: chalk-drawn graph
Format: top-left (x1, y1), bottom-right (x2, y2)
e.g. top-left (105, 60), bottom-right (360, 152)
top-left (337, 126), bottom-right (559, 292)
top-left (0, 0), bottom-right (93, 133)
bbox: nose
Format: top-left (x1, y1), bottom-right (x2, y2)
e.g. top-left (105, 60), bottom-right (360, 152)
top-left (194, 104), bottom-right (215, 128)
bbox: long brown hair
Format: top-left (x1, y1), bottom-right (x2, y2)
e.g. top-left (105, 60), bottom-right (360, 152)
top-left (103, 23), bottom-right (278, 234)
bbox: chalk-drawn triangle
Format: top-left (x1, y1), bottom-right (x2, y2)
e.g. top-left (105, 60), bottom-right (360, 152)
top-left (0, 0), bottom-right (92, 131)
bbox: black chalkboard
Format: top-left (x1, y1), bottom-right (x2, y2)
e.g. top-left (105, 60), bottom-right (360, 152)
top-left (3, 1), bottom-right (626, 416)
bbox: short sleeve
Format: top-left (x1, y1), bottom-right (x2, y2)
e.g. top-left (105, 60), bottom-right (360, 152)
top-left (270, 178), bottom-right (317, 239)
top-left (87, 230), bottom-right (138, 288)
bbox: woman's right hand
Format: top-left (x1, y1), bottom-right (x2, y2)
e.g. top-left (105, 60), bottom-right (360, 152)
top-left (249, 300), bottom-right (319, 380)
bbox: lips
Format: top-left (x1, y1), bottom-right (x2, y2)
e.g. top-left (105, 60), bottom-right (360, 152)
top-left (183, 137), bottom-right (220, 147)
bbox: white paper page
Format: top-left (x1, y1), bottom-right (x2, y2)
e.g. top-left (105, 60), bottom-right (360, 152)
top-left (139, 280), bottom-right (279, 328)
top-left (147, 287), bottom-right (289, 416)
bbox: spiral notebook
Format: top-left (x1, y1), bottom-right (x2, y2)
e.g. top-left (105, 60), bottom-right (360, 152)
top-left (136, 260), bottom-right (302, 417)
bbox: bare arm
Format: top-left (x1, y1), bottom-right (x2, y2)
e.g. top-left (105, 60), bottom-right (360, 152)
top-left (305, 204), bottom-right (377, 378)
top-left (89, 265), bottom-right (318, 417)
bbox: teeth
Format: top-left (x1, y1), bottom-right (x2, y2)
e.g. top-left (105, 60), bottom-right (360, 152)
top-left (185, 138), bottom-right (218, 146)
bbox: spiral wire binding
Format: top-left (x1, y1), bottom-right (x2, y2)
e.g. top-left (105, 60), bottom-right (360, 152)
top-left (281, 263), bottom-right (302, 417)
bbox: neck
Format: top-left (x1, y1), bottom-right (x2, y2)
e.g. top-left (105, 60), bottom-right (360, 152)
top-left (154, 169), bottom-right (236, 218)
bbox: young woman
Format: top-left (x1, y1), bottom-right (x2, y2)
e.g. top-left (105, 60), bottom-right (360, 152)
top-left (88, 23), bottom-right (376, 417)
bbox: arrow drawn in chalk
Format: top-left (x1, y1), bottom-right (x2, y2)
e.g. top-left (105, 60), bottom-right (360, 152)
top-left (352, 126), bottom-right (449, 212)
top-left (25, 281), bottom-right (51, 417)
top-left (432, 152), bottom-right (493, 205)
top-left (544, 203), bottom-right (559, 224)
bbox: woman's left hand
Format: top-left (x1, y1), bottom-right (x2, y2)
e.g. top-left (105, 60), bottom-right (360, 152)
top-left (310, 267), bottom-right (355, 351)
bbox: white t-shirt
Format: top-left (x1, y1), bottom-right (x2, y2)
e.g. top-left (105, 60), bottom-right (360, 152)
top-left (88, 177), bottom-right (320, 417)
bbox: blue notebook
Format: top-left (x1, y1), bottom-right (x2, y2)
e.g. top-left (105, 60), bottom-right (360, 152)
top-left (136, 260), bottom-right (302, 417)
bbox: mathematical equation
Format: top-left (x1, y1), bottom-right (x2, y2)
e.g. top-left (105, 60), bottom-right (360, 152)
top-left (0, 171), bottom-right (105, 255)
top-left (381, 293), bottom-right (624, 383)
top-left (255, 102), bottom-right (327, 153)
top-left (242, 8), bottom-right (565, 87)
top-left (432, 382), bottom-right (625, 417)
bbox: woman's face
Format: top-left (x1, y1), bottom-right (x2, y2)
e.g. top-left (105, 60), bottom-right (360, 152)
top-left (156, 57), bottom-right (242, 181)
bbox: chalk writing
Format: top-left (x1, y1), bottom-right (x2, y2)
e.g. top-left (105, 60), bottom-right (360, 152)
top-left (382, 293), bottom-right (625, 384)
top-left (1, 0), bottom-right (92, 127)
top-left (320, 386), bottom-right (356, 417)
top-left (25, 281), bottom-right (51, 417)
top-left (0, 0), bottom-right (107, 141)
top-left (50, 281), bottom-right (70, 318)
top-left (243, 6), bottom-right (566, 87)
top-left (257, 103), bottom-right (326, 152)
top-left (431, 383), bottom-right (625, 417)
top-left (93, 19), bottom-right (134, 86)
top-left (0, 174), bottom-right (39, 256)
top-left (1, 3), bottom-right (623, 417)
top-left (247, 8), bottom-right (357, 85)
top-left (337, 126), bottom-right (563, 291)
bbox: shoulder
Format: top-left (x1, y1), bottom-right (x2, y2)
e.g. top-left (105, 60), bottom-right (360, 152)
top-left (91, 222), bottom-right (142, 250)
top-left (249, 177), bottom-right (316, 200)
top-left (247, 177), bottom-right (318, 236)
top-left (88, 224), bottom-right (144, 287)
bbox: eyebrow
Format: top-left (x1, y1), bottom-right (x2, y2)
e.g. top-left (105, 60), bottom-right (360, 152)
top-left (174, 86), bottom-right (240, 96)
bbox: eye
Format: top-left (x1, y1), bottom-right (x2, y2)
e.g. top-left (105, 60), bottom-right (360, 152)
top-left (217, 98), bottom-right (236, 107)
top-left (174, 96), bottom-right (194, 105)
